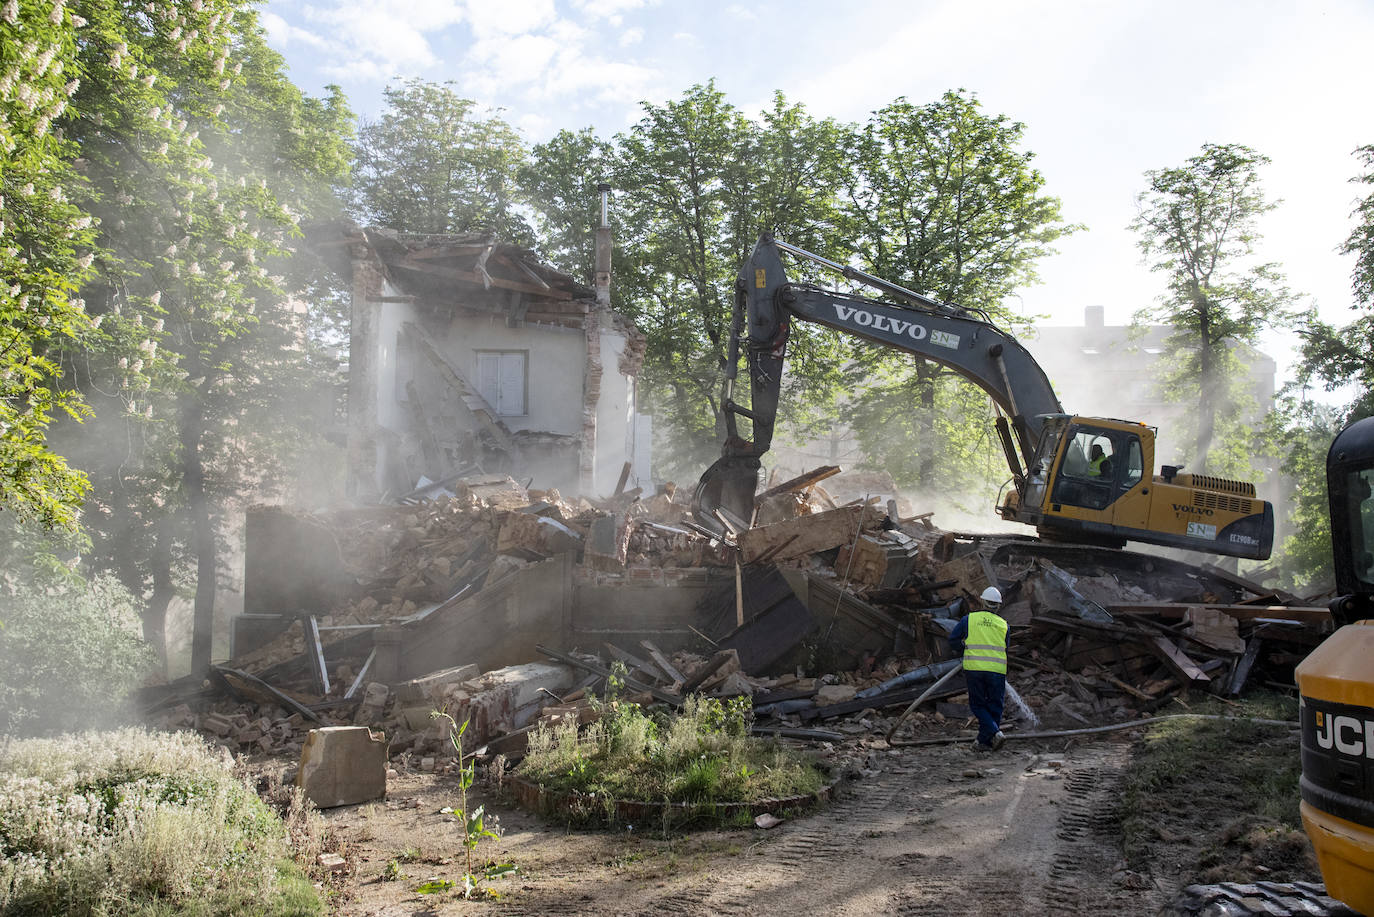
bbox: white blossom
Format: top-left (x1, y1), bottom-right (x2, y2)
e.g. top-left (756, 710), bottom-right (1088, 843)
top-left (142, 74), bottom-right (155, 88)
top-left (71, 15), bottom-right (85, 27)
top-left (64, 77), bottom-right (79, 97)
top-left (150, 291), bottom-right (161, 307)
top-left (2, 0), bottom-right (18, 24)
top-left (152, 318), bottom-right (164, 332)
top-left (131, 359), bottom-right (143, 372)
top-left (76, 253), bottom-right (93, 269)
top-left (117, 357), bottom-right (128, 369)
top-left (91, 314), bottom-right (103, 328)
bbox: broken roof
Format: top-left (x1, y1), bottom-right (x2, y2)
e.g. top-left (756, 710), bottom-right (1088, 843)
top-left (310, 220), bottom-right (598, 326)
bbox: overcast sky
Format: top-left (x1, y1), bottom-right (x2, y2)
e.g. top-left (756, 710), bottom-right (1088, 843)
top-left (261, 0), bottom-right (1374, 386)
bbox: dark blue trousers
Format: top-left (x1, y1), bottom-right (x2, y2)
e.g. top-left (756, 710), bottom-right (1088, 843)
top-left (965, 669), bottom-right (1006, 746)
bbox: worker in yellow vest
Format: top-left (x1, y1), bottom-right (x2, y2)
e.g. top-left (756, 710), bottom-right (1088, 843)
top-left (949, 586), bottom-right (1009, 751)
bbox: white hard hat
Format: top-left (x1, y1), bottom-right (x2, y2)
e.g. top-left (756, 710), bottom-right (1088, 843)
top-left (980, 586), bottom-right (1003, 605)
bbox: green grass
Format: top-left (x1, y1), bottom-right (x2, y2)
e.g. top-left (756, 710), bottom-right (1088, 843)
top-left (515, 696), bottom-right (828, 823)
top-left (1118, 690), bottom-right (1315, 885)
top-left (0, 728), bottom-right (326, 917)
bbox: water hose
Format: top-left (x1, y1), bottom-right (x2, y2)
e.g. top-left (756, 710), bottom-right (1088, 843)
top-left (888, 713), bottom-right (1298, 747)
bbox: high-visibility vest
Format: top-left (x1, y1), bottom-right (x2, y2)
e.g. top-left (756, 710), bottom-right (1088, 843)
top-left (963, 611), bottom-right (1008, 674)
top-left (1089, 454), bottom-right (1108, 477)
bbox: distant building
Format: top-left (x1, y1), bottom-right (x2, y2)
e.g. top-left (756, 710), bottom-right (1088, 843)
top-left (1025, 305), bottom-right (1277, 466)
top-left (313, 221), bottom-right (649, 501)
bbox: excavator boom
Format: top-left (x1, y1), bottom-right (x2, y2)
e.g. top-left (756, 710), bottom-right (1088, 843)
top-left (695, 234), bottom-right (1274, 561)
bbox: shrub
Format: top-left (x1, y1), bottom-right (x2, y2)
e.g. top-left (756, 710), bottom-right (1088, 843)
top-left (517, 695), bottom-right (828, 820)
top-left (0, 576), bottom-right (157, 737)
top-left (0, 728), bottom-right (324, 916)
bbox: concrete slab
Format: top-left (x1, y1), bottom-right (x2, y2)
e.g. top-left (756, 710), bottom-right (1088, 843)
top-left (297, 726), bottom-right (388, 808)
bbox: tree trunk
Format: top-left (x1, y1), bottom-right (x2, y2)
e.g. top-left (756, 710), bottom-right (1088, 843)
top-left (1195, 302), bottom-right (1216, 471)
top-left (182, 391), bottom-right (217, 676)
top-left (142, 516), bottom-right (177, 676)
top-left (915, 362), bottom-right (938, 487)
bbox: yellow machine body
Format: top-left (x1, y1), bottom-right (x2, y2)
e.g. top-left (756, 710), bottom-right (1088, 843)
top-left (1003, 416), bottom-right (1274, 559)
top-left (1296, 621), bottom-right (1374, 914)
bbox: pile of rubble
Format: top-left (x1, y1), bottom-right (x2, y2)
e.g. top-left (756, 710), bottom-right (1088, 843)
top-left (148, 466), bottom-right (1332, 777)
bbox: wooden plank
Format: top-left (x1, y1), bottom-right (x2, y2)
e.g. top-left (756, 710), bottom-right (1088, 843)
top-left (681, 649), bottom-right (740, 694)
top-left (1109, 603), bottom-right (1330, 625)
top-left (1199, 563), bottom-right (1303, 604)
top-left (639, 640), bottom-right (687, 686)
top-left (1148, 636), bottom-right (1211, 683)
top-left (736, 504), bottom-right (876, 564)
top-left (536, 644), bottom-right (682, 707)
top-left (754, 465), bottom-right (841, 502)
top-left (602, 643), bottom-right (667, 685)
top-left (344, 649), bottom-right (376, 700)
top-left (1227, 636), bottom-right (1264, 697)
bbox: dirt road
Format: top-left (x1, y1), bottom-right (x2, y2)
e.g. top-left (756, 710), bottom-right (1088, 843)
top-left (320, 735), bottom-right (1169, 916)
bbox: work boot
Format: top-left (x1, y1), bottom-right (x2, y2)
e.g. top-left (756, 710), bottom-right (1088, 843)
top-left (991, 731), bottom-right (1006, 750)
top-left (972, 740), bottom-right (993, 753)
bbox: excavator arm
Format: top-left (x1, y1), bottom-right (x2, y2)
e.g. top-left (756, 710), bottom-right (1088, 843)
top-left (695, 233), bottom-right (1062, 529)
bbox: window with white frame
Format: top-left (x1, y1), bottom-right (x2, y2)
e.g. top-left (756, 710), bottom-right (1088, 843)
top-left (475, 350), bottom-right (527, 416)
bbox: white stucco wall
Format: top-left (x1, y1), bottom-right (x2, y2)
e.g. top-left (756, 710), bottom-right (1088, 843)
top-left (442, 313), bottom-right (585, 435)
top-left (593, 328), bottom-right (638, 496)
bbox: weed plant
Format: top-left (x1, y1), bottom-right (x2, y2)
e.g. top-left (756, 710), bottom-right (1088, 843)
top-left (0, 728), bottom-right (323, 916)
top-left (517, 694), bottom-right (827, 813)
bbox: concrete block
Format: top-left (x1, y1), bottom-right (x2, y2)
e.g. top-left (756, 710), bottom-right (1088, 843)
top-left (297, 726), bottom-right (388, 808)
top-left (392, 664), bottom-right (480, 705)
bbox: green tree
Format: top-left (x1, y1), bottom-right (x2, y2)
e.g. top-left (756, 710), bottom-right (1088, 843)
top-left (1131, 143), bottom-right (1295, 474)
top-left (837, 90), bottom-right (1075, 497)
top-left (0, 575), bottom-right (156, 737)
top-left (351, 79), bottom-right (531, 243)
top-left (0, 0), bottom-right (99, 531)
top-left (13, 1), bottom-right (354, 672)
top-left (523, 127), bottom-right (615, 285)
top-left (606, 83), bottom-right (849, 479)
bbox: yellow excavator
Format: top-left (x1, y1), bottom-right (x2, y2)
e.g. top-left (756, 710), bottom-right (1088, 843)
top-left (694, 234), bottom-right (1274, 560)
top-left (1296, 415), bottom-right (1374, 913)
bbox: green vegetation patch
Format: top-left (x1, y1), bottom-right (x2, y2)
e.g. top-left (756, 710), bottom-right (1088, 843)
top-left (515, 695), bottom-right (828, 826)
top-left (0, 728), bottom-right (324, 917)
top-left (1118, 691), bottom-right (1316, 886)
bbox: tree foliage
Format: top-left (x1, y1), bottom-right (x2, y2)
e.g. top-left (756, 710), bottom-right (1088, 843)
top-left (351, 79), bottom-right (530, 243)
top-left (1130, 143), bottom-right (1295, 473)
top-left (599, 83), bottom-right (851, 479)
top-left (837, 90), bottom-right (1074, 496)
top-left (1, 0), bottom-right (353, 672)
top-left (0, 574), bottom-right (156, 737)
top-left (0, 0), bottom-right (99, 530)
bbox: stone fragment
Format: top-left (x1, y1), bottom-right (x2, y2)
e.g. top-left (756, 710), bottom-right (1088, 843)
top-left (296, 726), bottom-right (388, 808)
top-left (815, 684), bottom-right (859, 705)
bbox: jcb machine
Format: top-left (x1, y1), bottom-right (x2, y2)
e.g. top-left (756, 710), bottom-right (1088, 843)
top-left (1296, 415), bottom-right (1374, 913)
top-left (694, 234), bottom-right (1274, 559)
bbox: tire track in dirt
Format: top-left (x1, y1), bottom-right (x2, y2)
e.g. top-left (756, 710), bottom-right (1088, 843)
top-left (492, 741), bottom-right (1162, 917)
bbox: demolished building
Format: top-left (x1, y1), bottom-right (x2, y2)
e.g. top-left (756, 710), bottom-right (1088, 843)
top-left (311, 220), bottom-right (649, 502)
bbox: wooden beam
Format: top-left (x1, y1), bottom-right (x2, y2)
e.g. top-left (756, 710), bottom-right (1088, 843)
top-left (398, 256), bottom-right (573, 300)
top-left (1148, 636), bottom-right (1211, 683)
top-left (754, 465), bottom-right (841, 502)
